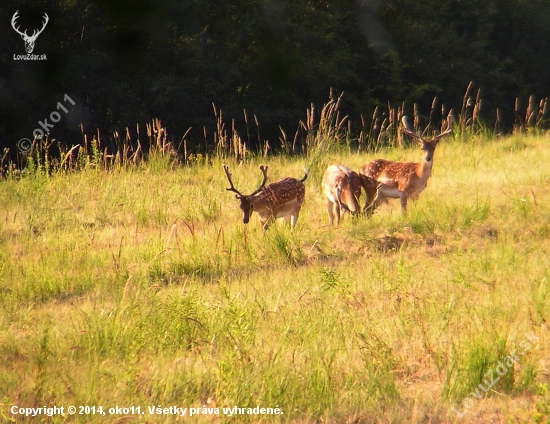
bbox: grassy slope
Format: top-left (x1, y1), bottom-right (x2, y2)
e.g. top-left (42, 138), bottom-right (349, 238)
top-left (1, 134), bottom-right (550, 423)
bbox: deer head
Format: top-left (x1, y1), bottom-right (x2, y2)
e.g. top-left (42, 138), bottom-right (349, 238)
top-left (401, 114), bottom-right (454, 162)
top-left (223, 164), bottom-right (268, 224)
top-left (358, 173), bottom-right (382, 214)
top-left (12, 11), bottom-right (49, 54)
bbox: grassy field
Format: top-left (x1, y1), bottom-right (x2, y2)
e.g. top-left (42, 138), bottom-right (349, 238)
top-left (1, 131), bottom-right (550, 423)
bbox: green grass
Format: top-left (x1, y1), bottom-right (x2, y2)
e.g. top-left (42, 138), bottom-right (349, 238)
top-left (1, 133), bottom-right (550, 423)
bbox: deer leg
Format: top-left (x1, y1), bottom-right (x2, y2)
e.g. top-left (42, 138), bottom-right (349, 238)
top-left (334, 202), bottom-right (341, 225)
top-left (399, 192), bottom-right (408, 212)
top-left (290, 208), bottom-right (300, 228)
top-left (326, 198), bottom-right (335, 225)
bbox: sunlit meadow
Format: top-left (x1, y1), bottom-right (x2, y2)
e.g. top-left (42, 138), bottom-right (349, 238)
top-left (1, 99), bottom-right (550, 422)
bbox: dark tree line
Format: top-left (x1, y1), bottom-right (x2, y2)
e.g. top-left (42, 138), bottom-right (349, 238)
top-left (1, 0), bottom-right (549, 154)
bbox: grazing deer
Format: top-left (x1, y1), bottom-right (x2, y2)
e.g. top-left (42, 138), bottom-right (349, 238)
top-left (223, 164), bottom-right (308, 231)
top-left (358, 172), bottom-right (382, 215)
top-left (322, 164), bottom-right (380, 225)
top-left (361, 114), bottom-right (454, 213)
top-left (11, 11), bottom-right (49, 54)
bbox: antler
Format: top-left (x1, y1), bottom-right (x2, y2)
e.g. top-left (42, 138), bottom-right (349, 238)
top-left (248, 165), bottom-right (269, 197)
top-left (433, 113), bottom-right (454, 142)
top-left (401, 116), bottom-right (423, 141)
top-left (31, 13), bottom-right (49, 39)
top-left (223, 164), bottom-right (268, 198)
top-left (401, 113), bottom-right (454, 142)
top-left (11, 11), bottom-right (49, 40)
top-left (11, 11), bottom-right (27, 37)
top-left (223, 164), bottom-right (245, 197)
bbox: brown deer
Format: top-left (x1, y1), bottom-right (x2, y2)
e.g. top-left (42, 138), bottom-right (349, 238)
top-left (361, 114), bottom-right (454, 213)
top-left (322, 164), bottom-right (380, 225)
top-left (223, 164), bottom-right (308, 231)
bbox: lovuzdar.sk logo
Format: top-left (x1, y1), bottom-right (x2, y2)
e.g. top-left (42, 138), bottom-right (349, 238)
top-left (11, 10), bottom-right (48, 60)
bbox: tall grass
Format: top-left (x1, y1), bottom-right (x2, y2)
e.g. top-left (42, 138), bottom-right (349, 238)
top-left (5, 83), bottom-right (548, 179)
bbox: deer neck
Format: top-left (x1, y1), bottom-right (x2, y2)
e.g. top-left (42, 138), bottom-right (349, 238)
top-left (417, 152), bottom-right (435, 181)
top-left (250, 194), bottom-right (273, 216)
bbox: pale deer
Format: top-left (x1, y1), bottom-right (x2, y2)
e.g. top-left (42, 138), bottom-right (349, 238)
top-left (322, 164), bottom-right (380, 225)
top-left (361, 114), bottom-right (454, 213)
top-left (223, 164), bottom-right (308, 231)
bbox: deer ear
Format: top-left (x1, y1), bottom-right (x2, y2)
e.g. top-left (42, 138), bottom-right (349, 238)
top-left (235, 194), bottom-right (240, 199)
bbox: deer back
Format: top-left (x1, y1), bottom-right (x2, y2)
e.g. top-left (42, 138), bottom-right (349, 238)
top-left (361, 160), bottom-right (419, 187)
top-left (252, 177), bottom-right (305, 217)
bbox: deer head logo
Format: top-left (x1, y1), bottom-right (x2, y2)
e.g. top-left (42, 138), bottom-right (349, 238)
top-left (11, 11), bottom-right (49, 54)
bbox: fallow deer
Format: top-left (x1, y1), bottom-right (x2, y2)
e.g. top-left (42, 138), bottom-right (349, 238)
top-left (322, 164), bottom-right (380, 225)
top-left (223, 164), bottom-right (308, 231)
top-left (361, 114), bottom-right (454, 213)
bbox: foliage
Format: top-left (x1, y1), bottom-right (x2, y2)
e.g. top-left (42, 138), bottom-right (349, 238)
top-left (1, 0), bottom-right (550, 154)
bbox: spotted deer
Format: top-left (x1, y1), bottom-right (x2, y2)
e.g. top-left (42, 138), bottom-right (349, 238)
top-left (223, 165), bottom-right (308, 231)
top-left (322, 164), bottom-right (380, 225)
top-left (361, 114), bottom-right (454, 213)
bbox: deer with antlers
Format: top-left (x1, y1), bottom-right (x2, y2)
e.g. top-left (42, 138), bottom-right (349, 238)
top-left (361, 114), bottom-right (454, 213)
top-left (12, 11), bottom-right (49, 54)
top-left (322, 164), bottom-right (380, 225)
top-left (223, 165), bottom-right (308, 231)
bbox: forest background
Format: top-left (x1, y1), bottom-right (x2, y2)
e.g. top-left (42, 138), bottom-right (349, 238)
top-left (1, 0), bottom-right (549, 154)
